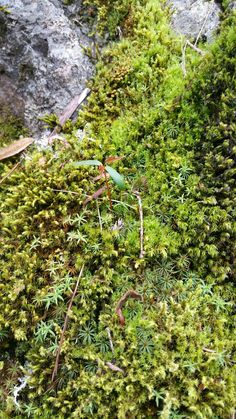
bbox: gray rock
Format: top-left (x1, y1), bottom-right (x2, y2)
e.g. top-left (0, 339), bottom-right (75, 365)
top-left (0, 0), bottom-right (94, 134)
top-left (168, 0), bottom-right (221, 41)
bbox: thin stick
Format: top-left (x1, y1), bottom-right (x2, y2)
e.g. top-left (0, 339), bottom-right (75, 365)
top-left (0, 162), bottom-right (20, 185)
top-left (186, 40), bottom-right (205, 56)
top-left (194, 6), bottom-right (211, 46)
top-left (133, 190), bottom-right (144, 259)
top-left (51, 264), bottom-right (84, 382)
top-left (106, 327), bottom-right (114, 354)
top-left (96, 200), bottom-right (103, 232)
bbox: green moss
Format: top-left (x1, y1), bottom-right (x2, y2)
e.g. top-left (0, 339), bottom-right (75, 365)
top-left (0, 1), bottom-right (235, 417)
top-left (0, 111), bottom-right (27, 148)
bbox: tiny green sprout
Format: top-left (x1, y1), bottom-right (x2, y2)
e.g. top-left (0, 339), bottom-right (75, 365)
top-left (71, 156), bottom-right (126, 208)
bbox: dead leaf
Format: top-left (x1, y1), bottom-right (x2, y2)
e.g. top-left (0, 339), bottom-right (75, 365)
top-left (106, 362), bottom-right (124, 374)
top-left (83, 186), bottom-right (107, 206)
top-left (0, 137), bottom-right (34, 161)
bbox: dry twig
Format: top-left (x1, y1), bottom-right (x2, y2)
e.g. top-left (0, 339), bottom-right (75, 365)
top-left (115, 290), bottom-right (143, 326)
top-left (51, 264), bottom-right (84, 382)
top-left (194, 6), bottom-right (211, 46)
top-left (186, 40), bottom-right (205, 56)
top-left (133, 190), bottom-right (144, 258)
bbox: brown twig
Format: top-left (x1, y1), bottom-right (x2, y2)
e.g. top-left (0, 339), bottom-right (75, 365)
top-left (115, 290), bottom-right (143, 326)
top-left (133, 190), bottom-right (144, 258)
top-left (0, 161), bottom-right (21, 185)
top-left (51, 264), bottom-right (84, 382)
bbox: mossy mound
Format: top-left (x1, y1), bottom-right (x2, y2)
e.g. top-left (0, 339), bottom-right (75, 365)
top-left (0, 1), bottom-right (235, 417)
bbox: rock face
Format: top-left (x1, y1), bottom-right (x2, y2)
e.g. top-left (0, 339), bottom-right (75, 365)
top-left (0, 0), bottom-right (94, 134)
top-left (169, 0), bottom-right (220, 41)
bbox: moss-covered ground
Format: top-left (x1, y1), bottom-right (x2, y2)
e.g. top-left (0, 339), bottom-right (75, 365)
top-left (0, 0), bottom-right (235, 417)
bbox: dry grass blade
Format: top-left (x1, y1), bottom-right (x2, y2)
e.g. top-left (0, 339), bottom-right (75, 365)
top-left (0, 162), bottom-right (21, 185)
top-left (51, 264), bottom-right (84, 382)
top-left (58, 88), bottom-right (91, 126)
top-left (0, 137), bottom-right (34, 160)
top-left (48, 88), bottom-right (91, 143)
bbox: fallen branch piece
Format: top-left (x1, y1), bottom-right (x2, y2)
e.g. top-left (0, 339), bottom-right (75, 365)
top-left (115, 290), bottom-right (143, 326)
top-left (52, 265), bottom-right (84, 382)
top-left (0, 137), bottom-right (34, 160)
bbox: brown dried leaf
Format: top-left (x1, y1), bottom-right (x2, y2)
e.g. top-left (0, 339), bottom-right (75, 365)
top-left (0, 137), bottom-right (34, 161)
top-left (83, 186), bottom-right (107, 206)
top-left (106, 362), bottom-right (124, 374)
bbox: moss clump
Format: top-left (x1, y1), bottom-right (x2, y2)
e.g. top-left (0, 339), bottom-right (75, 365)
top-left (0, 1), bottom-right (235, 417)
top-left (0, 111), bottom-right (27, 148)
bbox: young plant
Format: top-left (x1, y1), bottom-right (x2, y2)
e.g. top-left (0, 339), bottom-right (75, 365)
top-left (71, 156), bottom-right (126, 208)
